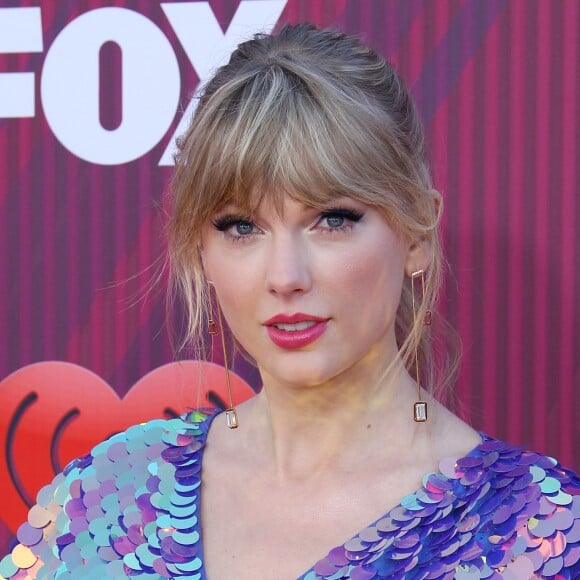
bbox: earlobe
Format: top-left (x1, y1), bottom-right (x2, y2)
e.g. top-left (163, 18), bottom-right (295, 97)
top-left (404, 238), bottom-right (432, 278)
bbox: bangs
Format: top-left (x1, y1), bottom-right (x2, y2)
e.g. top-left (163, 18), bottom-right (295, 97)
top-left (175, 60), bottom-right (408, 228)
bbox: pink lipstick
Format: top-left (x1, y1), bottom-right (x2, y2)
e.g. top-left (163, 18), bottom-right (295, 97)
top-left (264, 313), bottom-right (328, 349)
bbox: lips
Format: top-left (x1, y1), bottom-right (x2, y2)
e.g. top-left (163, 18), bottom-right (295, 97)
top-left (264, 313), bottom-right (329, 349)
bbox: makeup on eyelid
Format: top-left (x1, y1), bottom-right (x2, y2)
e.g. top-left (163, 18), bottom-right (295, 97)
top-left (211, 206), bottom-right (364, 240)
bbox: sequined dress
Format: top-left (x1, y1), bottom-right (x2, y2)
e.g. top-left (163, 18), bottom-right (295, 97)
top-left (1, 410), bottom-right (578, 579)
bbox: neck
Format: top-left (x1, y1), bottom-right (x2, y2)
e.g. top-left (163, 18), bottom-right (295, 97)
top-left (239, 362), bottom-right (429, 480)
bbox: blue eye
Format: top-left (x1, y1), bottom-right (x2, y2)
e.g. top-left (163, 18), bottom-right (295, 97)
top-left (212, 215), bottom-right (258, 240)
top-left (234, 221), bottom-right (254, 235)
top-left (325, 215), bottom-right (345, 228)
top-left (318, 208), bottom-right (364, 230)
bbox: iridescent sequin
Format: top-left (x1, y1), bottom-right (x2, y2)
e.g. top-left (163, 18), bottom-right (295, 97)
top-left (302, 438), bottom-right (580, 579)
top-left (0, 412), bottom-right (213, 580)
top-left (0, 412), bottom-right (578, 579)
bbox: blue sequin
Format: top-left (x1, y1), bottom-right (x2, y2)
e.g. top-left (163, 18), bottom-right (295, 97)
top-left (1, 411), bottom-right (579, 579)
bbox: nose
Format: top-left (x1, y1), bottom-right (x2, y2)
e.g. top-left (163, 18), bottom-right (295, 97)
top-left (264, 232), bottom-right (312, 296)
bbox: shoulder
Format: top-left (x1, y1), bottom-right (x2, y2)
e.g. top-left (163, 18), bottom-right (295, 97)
top-left (345, 436), bottom-right (580, 578)
top-left (0, 410), bottom-right (217, 579)
top-left (454, 435), bottom-right (580, 577)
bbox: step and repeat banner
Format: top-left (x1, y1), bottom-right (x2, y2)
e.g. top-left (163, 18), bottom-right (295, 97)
top-left (1, 0), bottom-right (578, 553)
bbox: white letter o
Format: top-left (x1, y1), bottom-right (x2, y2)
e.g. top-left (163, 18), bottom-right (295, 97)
top-left (41, 8), bottom-right (180, 165)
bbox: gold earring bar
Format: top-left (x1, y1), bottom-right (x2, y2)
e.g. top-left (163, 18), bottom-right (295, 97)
top-left (411, 269), bottom-right (427, 423)
top-left (215, 300), bottom-right (239, 429)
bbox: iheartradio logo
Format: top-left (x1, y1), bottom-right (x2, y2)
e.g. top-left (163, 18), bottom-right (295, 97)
top-left (0, 361), bottom-right (254, 533)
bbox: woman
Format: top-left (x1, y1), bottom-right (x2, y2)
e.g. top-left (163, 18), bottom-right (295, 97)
top-left (1, 23), bottom-right (578, 580)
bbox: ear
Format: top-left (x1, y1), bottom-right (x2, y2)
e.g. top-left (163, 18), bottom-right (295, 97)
top-left (404, 237), bottom-right (432, 278)
top-left (403, 189), bottom-right (441, 277)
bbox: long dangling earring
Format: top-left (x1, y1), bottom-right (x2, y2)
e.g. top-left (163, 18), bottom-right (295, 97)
top-left (208, 286), bottom-right (239, 429)
top-left (411, 269), bottom-right (431, 422)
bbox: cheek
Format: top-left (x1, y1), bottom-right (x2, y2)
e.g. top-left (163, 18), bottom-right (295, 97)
top-left (209, 259), bottom-right (259, 334)
top-left (334, 244), bottom-right (405, 320)
top-left (204, 240), bottom-right (249, 286)
top-left (213, 276), bottom-right (250, 318)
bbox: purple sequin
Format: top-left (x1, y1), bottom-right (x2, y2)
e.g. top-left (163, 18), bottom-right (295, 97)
top-left (1, 413), bottom-right (579, 579)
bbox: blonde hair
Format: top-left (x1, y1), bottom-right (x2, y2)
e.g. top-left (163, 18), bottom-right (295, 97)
top-left (169, 23), bottom-right (455, 397)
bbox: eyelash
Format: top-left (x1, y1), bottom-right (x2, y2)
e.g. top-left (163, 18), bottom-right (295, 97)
top-left (212, 215), bottom-right (257, 242)
top-left (212, 207), bottom-right (364, 241)
top-left (317, 208), bottom-right (364, 232)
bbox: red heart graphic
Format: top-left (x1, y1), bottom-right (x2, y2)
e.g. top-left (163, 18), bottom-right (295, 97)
top-left (0, 361), bottom-right (255, 534)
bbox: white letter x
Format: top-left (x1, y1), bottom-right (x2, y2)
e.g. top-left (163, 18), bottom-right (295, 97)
top-left (159, 0), bottom-right (287, 165)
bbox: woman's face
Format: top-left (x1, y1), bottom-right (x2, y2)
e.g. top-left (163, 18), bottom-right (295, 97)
top-left (202, 195), bottom-right (421, 389)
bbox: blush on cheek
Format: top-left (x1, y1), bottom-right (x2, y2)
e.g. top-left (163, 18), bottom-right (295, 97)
top-left (342, 253), bottom-right (405, 321)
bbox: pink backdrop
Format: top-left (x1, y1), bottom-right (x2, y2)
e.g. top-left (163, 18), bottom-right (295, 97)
top-left (1, 0), bottom-right (578, 555)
